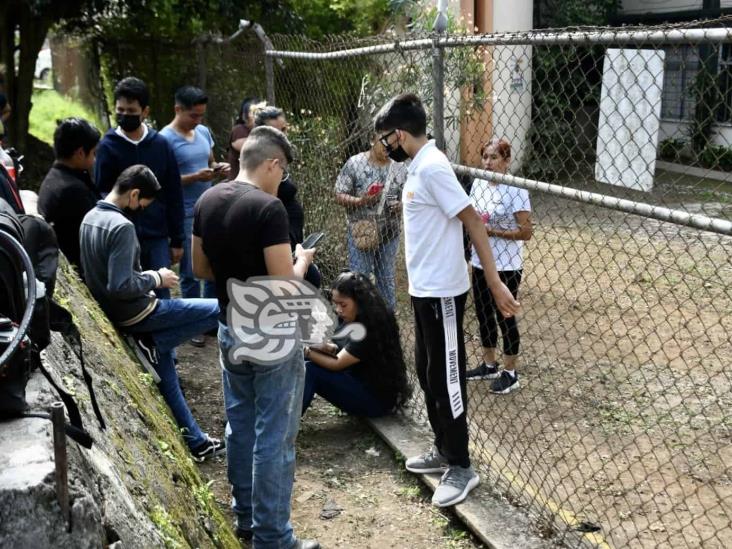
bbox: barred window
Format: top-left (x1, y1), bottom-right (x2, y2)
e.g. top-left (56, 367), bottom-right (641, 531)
top-left (661, 45), bottom-right (699, 121)
top-left (717, 42), bottom-right (732, 123)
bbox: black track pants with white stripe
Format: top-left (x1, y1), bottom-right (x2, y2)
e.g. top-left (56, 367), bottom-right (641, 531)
top-left (412, 292), bottom-right (470, 468)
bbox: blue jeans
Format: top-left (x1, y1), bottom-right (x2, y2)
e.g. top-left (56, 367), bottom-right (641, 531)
top-left (302, 361), bottom-right (392, 417)
top-left (181, 216), bottom-right (216, 299)
top-left (140, 236), bottom-right (172, 300)
top-left (347, 229), bottom-right (399, 310)
top-left (219, 323), bottom-right (305, 549)
top-left (125, 298), bottom-right (219, 449)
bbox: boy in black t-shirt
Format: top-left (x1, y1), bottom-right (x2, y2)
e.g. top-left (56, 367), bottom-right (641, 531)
top-left (192, 126), bottom-right (319, 549)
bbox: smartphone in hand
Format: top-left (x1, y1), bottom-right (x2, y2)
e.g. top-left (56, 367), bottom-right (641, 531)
top-left (293, 232), bottom-right (325, 259)
top-left (366, 182), bottom-right (384, 196)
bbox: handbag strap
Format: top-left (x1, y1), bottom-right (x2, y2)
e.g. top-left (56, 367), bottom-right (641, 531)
top-left (375, 163), bottom-right (394, 216)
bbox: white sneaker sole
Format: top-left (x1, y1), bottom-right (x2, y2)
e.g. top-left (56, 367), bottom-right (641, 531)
top-left (405, 463), bottom-right (448, 474)
top-left (467, 373), bottom-right (500, 380)
top-left (490, 380), bottom-right (520, 394)
top-left (126, 337), bottom-right (161, 383)
top-left (432, 474), bottom-right (480, 507)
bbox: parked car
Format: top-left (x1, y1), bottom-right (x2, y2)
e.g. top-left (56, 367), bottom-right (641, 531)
top-left (34, 46), bottom-right (52, 82)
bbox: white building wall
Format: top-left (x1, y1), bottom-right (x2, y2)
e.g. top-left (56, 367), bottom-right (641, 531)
top-left (492, 0), bottom-right (534, 171)
top-left (659, 120), bottom-right (732, 147)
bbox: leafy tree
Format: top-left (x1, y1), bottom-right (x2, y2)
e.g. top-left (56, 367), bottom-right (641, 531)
top-left (523, 0), bottom-right (620, 181)
top-left (288, 0), bottom-right (392, 39)
top-left (0, 0), bottom-right (102, 151)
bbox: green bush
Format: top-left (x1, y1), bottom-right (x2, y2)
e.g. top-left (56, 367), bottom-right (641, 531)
top-left (658, 137), bottom-right (687, 163)
top-left (698, 144), bottom-right (732, 172)
top-left (29, 89), bottom-right (104, 145)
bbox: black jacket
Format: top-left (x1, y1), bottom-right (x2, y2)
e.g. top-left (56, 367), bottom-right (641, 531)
top-left (278, 178), bottom-right (304, 248)
top-left (94, 127), bottom-right (184, 248)
top-left (38, 163), bottom-right (99, 268)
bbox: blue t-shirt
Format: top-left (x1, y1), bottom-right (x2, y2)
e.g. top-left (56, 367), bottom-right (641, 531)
top-left (160, 125), bottom-right (214, 216)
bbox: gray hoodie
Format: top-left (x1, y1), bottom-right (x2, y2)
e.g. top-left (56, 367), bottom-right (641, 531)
top-left (80, 200), bottom-right (162, 327)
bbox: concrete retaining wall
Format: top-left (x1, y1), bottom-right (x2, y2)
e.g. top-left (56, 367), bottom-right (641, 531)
top-left (0, 261), bottom-right (238, 548)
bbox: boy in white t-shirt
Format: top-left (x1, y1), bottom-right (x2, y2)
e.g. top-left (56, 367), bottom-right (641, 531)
top-left (374, 94), bottom-right (520, 508)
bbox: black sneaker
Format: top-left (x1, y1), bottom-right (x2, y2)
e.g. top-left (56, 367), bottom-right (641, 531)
top-left (466, 362), bottom-right (499, 380)
top-left (191, 437), bottom-right (226, 462)
top-left (125, 334), bottom-right (161, 383)
top-left (189, 335), bottom-right (205, 348)
top-left (490, 371), bottom-right (520, 394)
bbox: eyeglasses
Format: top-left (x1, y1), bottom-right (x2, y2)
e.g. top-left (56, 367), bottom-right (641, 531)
top-left (378, 129), bottom-right (398, 148)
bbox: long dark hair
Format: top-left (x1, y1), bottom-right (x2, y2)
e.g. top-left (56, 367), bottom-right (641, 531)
top-left (332, 272), bottom-right (411, 409)
top-left (235, 96), bottom-right (261, 125)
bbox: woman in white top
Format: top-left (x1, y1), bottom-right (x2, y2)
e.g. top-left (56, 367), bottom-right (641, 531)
top-left (466, 138), bottom-right (532, 394)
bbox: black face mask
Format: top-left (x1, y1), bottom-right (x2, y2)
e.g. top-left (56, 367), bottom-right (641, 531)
top-left (384, 142), bottom-right (410, 163)
top-left (116, 113), bottom-right (142, 133)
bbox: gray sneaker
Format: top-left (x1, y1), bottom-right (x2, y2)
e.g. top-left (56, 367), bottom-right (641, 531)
top-left (432, 465), bottom-right (480, 507)
top-left (405, 446), bottom-right (448, 474)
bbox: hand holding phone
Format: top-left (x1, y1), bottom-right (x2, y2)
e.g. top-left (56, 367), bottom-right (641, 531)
top-left (293, 232), bottom-right (325, 259)
top-left (301, 232), bottom-right (325, 250)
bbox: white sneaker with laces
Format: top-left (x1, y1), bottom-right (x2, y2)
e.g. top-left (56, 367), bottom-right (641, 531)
top-left (432, 465), bottom-right (480, 507)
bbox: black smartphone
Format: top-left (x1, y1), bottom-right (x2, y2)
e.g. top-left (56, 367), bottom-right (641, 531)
top-left (293, 232), bottom-right (325, 259)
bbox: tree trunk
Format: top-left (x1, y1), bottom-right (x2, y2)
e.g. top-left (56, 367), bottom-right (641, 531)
top-left (10, 4), bottom-right (53, 152)
top-left (0, 2), bottom-right (17, 123)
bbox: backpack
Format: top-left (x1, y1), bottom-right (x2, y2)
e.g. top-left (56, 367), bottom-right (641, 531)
top-left (0, 202), bottom-right (105, 447)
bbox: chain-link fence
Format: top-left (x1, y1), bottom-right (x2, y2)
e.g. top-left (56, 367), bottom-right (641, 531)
top-left (261, 20), bottom-right (732, 549)
top-left (79, 16), bottom-right (732, 549)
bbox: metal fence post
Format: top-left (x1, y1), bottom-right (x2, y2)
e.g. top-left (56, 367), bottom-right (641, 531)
top-left (51, 401), bottom-right (70, 531)
top-left (196, 38), bottom-right (207, 91)
top-left (432, 38), bottom-right (445, 151)
top-left (431, 1), bottom-right (448, 150)
top-left (253, 23), bottom-right (276, 105)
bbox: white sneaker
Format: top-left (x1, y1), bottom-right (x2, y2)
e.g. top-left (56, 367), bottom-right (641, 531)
top-left (405, 446), bottom-right (448, 474)
top-left (432, 465), bottom-right (480, 507)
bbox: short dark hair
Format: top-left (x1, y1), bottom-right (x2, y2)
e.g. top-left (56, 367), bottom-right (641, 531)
top-left (174, 85), bottom-right (208, 109)
top-left (53, 118), bottom-right (101, 159)
top-left (114, 165), bottom-right (161, 198)
top-left (373, 93), bottom-right (427, 137)
top-left (236, 96), bottom-right (260, 125)
top-left (254, 106), bottom-right (284, 127)
top-left (114, 77), bottom-right (150, 109)
top-left (240, 126), bottom-right (293, 172)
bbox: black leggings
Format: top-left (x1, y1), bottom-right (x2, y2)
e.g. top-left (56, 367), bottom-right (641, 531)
top-left (472, 267), bottom-right (522, 356)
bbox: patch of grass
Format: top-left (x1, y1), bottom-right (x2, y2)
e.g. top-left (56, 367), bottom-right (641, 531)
top-left (149, 505), bottom-right (184, 549)
top-left (396, 485), bottom-right (422, 499)
top-left (29, 89), bottom-right (104, 145)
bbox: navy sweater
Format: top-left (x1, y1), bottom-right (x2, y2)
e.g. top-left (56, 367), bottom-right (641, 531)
top-left (94, 127), bottom-right (184, 248)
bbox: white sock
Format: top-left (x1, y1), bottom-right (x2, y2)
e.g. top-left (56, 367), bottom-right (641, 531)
top-left (505, 369), bottom-right (516, 378)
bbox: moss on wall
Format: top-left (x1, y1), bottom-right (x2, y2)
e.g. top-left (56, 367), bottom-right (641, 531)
top-left (52, 260), bottom-right (238, 548)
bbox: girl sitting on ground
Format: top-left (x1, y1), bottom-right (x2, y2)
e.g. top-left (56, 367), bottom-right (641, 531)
top-left (302, 271), bottom-right (411, 417)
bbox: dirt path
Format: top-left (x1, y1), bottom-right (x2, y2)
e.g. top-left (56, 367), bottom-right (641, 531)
top-left (176, 341), bottom-right (483, 549)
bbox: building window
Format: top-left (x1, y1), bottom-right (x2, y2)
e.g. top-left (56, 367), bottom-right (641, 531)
top-left (716, 43), bottom-right (732, 124)
top-left (661, 46), bottom-right (699, 121)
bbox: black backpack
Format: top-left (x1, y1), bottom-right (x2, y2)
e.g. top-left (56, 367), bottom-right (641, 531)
top-left (0, 203), bottom-right (105, 447)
